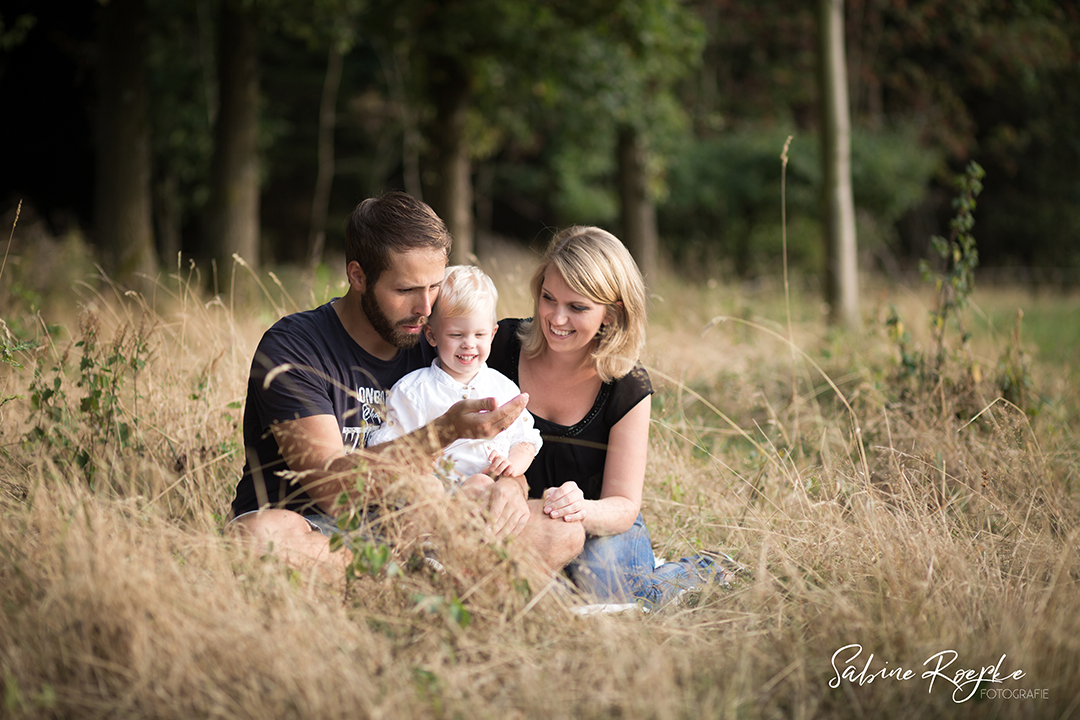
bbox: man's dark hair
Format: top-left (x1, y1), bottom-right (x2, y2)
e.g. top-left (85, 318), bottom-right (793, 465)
top-left (344, 191), bottom-right (452, 285)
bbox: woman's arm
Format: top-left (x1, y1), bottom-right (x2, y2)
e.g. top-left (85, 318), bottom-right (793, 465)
top-left (543, 396), bottom-right (650, 536)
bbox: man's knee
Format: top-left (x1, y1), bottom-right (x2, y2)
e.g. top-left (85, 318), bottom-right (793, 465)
top-left (227, 508), bottom-right (315, 544)
top-left (561, 518), bottom-right (587, 558)
top-left (538, 515), bottom-right (586, 569)
top-left (228, 508), bottom-right (349, 581)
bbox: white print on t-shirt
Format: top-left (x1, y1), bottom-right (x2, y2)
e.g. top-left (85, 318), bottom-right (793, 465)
top-left (341, 385), bottom-right (387, 451)
top-left (355, 386), bottom-right (386, 407)
top-left (341, 426), bottom-right (365, 451)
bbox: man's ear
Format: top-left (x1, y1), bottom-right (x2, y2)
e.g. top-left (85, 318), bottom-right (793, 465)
top-left (346, 261), bottom-right (366, 293)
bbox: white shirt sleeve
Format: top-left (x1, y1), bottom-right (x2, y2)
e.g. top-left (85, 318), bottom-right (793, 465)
top-left (503, 407), bottom-right (542, 456)
top-left (483, 368), bottom-right (542, 457)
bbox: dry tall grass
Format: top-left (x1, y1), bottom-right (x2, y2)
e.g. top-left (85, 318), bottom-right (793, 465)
top-left (2, 239), bottom-right (1079, 719)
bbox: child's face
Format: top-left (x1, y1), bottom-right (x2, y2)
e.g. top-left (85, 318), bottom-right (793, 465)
top-left (425, 309), bottom-right (497, 383)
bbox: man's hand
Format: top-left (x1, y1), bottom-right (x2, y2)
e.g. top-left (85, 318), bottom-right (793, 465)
top-left (437, 394), bottom-right (529, 444)
top-left (485, 477), bottom-right (530, 540)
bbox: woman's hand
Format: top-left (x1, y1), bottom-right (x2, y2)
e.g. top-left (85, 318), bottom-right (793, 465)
top-left (543, 481), bottom-right (587, 523)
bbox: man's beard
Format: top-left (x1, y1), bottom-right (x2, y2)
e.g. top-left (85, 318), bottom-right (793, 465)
top-left (361, 286), bottom-right (424, 349)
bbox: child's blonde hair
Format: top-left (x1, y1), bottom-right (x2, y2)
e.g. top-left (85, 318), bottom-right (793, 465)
top-left (431, 265), bottom-right (498, 325)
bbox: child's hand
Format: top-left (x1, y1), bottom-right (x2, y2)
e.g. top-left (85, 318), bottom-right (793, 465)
top-left (485, 451), bottom-right (517, 478)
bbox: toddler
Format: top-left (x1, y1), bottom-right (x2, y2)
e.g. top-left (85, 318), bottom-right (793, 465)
top-left (369, 265), bottom-right (541, 495)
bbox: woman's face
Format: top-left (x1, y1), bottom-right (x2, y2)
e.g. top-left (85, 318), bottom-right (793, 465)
top-left (537, 266), bottom-right (610, 356)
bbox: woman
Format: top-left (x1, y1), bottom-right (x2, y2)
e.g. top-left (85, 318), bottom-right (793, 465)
top-left (488, 226), bottom-right (733, 607)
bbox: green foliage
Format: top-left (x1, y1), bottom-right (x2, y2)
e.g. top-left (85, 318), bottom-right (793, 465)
top-left (25, 313), bottom-right (153, 485)
top-left (0, 12), bottom-right (35, 52)
top-left (411, 666), bottom-right (443, 712)
top-left (0, 338), bottom-right (35, 371)
top-left (328, 491), bottom-right (407, 581)
top-left (261, 0), bottom-right (365, 52)
top-left (659, 128), bottom-right (813, 275)
top-left (549, 129), bottom-right (620, 227)
top-left (361, 0), bottom-right (704, 227)
top-left (881, 162), bottom-right (1038, 410)
top-left (848, 128), bottom-right (944, 241)
top-left (411, 592), bottom-right (472, 629)
top-left (75, 316), bottom-right (152, 450)
top-left (884, 306), bottom-right (920, 383)
top-left (566, 0), bottom-right (705, 130)
top-left (345, 540), bottom-right (400, 578)
top-left (658, 125), bottom-right (939, 276)
top-left (0, 673), bottom-right (54, 715)
top-left (996, 310), bottom-right (1035, 414)
top-left (541, 0), bottom-right (704, 219)
top-left (679, 0), bottom-right (1080, 278)
top-left (146, 0), bottom-right (215, 233)
top-left (919, 161), bottom-right (985, 368)
top-left (1, 320), bottom-right (37, 407)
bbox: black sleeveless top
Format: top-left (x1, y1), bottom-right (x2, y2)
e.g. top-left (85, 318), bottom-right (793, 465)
top-left (487, 318), bottom-right (653, 500)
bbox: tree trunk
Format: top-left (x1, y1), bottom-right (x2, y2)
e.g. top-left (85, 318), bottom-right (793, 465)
top-left (818, 0), bottom-right (859, 327)
top-left (617, 125), bottom-right (658, 283)
top-left (208, 0), bottom-right (260, 284)
top-left (388, 45), bottom-right (423, 201)
top-left (308, 45), bottom-right (344, 270)
top-left (155, 174), bottom-right (181, 268)
top-left (95, 0), bottom-right (158, 287)
top-left (428, 56), bottom-right (473, 265)
top-left (695, 1), bottom-right (722, 135)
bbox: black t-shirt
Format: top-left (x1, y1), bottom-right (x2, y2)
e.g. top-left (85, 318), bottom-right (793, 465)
top-left (231, 301), bottom-right (435, 516)
top-left (487, 318), bottom-right (653, 501)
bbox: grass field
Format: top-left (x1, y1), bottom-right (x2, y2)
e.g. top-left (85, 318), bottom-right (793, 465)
top-left (2, 233), bottom-right (1079, 719)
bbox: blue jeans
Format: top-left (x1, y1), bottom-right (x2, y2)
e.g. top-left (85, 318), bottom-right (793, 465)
top-left (565, 514), bottom-right (721, 608)
top-left (301, 508), bottom-right (383, 547)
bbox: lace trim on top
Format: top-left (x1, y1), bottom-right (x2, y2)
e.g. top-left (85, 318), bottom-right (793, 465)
top-left (508, 331), bottom-right (609, 439)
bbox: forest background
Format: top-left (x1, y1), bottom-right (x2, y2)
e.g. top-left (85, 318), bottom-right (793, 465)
top-left (3, 0), bottom-right (1079, 291)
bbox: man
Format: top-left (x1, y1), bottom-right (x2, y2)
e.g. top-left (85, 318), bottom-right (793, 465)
top-left (229, 191), bottom-right (583, 574)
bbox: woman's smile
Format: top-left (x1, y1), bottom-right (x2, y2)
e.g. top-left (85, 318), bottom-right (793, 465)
top-left (539, 268), bottom-right (606, 353)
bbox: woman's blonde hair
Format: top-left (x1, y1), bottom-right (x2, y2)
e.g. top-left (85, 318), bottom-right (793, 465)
top-left (519, 226), bottom-right (647, 382)
top-left (431, 265), bottom-right (498, 325)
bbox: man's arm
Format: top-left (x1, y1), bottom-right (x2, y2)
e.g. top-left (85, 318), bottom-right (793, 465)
top-left (272, 394), bottom-right (530, 514)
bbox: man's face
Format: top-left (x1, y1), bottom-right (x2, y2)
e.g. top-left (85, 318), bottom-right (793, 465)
top-left (361, 248), bottom-right (446, 349)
